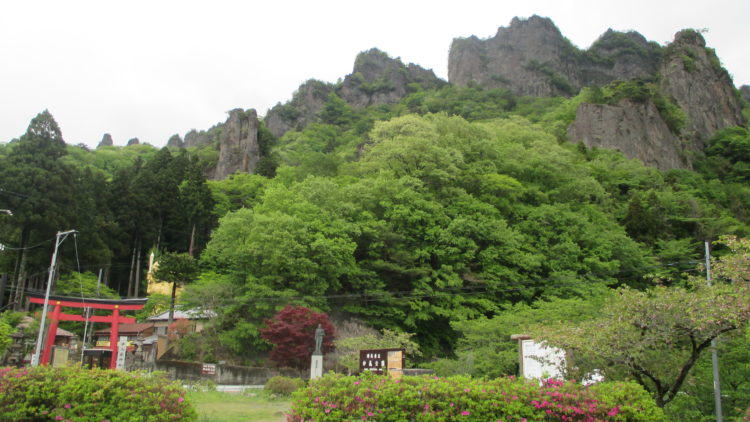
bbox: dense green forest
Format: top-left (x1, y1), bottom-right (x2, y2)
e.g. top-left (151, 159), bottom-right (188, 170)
top-left (2, 80), bottom-right (750, 418)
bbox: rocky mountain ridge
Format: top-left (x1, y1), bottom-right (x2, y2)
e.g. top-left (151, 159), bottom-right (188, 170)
top-left (569, 29), bottom-right (744, 169)
top-left (94, 16), bottom-right (747, 177)
top-left (265, 48), bottom-right (445, 138)
top-left (448, 16), bottom-right (662, 97)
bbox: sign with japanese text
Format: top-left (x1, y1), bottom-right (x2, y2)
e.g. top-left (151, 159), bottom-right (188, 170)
top-left (359, 348), bottom-right (405, 376)
top-left (201, 363), bottom-right (216, 375)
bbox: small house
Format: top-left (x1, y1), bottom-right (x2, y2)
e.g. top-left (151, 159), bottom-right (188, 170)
top-left (147, 309), bottom-right (215, 335)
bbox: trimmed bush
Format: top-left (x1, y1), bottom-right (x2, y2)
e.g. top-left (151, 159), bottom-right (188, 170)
top-left (265, 375), bottom-right (305, 396)
top-left (288, 373), bottom-right (665, 421)
top-left (0, 366), bottom-right (196, 421)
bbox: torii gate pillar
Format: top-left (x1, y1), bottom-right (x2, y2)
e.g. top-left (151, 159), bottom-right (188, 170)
top-left (28, 293), bottom-right (147, 369)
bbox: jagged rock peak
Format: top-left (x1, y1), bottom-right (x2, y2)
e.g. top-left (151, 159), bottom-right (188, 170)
top-left (126, 137), bottom-right (140, 146)
top-left (97, 133), bottom-right (113, 148)
top-left (213, 108), bottom-right (260, 180)
top-left (184, 129), bottom-right (210, 148)
top-left (265, 79), bottom-right (334, 138)
top-left (167, 133), bottom-right (184, 148)
top-left (672, 29), bottom-right (706, 47)
top-left (568, 29), bottom-right (744, 170)
top-left (265, 48), bottom-right (445, 138)
top-left (659, 29), bottom-right (745, 150)
top-left (340, 48), bottom-right (444, 108)
top-left (740, 85), bottom-right (750, 104)
top-left (448, 16), bottom-right (660, 97)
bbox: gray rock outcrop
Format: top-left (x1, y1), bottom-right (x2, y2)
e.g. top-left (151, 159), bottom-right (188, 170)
top-left (167, 134), bottom-right (184, 148)
top-left (265, 49), bottom-right (444, 138)
top-left (213, 109), bottom-right (260, 180)
top-left (339, 48), bottom-right (445, 108)
top-left (97, 133), bottom-right (113, 148)
top-left (568, 100), bottom-right (688, 170)
top-left (184, 129), bottom-right (211, 148)
top-left (659, 30), bottom-right (745, 150)
top-left (127, 137), bottom-right (140, 146)
top-left (740, 85), bottom-right (750, 104)
top-left (265, 80), bottom-right (333, 138)
top-left (448, 15), bottom-right (661, 96)
top-left (567, 29), bottom-right (744, 169)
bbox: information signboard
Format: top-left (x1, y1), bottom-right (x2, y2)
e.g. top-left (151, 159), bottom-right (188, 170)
top-left (201, 363), bottom-right (217, 375)
top-left (115, 338), bottom-right (128, 370)
top-left (359, 348), bottom-right (405, 376)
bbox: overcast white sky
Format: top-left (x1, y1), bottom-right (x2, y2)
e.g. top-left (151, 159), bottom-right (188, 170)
top-left (1, 0), bottom-right (748, 148)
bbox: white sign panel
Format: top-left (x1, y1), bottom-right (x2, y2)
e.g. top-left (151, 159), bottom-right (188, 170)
top-left (116, 338), bottom-right (128, 371)
top-left (520, 339), bottom-right (565, 380)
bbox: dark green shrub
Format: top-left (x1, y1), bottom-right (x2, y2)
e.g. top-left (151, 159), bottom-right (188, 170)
top-left (265, 375), bottom-right (305, 396)
top-left (288, 373), bottom-right (665, 421)
top-left (0, 366), bottom-right (196, 421)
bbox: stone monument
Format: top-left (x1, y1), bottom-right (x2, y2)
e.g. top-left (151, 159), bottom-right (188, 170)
top-left (310, 324), bottom-right (324, 379)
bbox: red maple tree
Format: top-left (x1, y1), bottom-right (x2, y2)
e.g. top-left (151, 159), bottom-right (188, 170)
top-left (260, 305), bottom-right (336, 369)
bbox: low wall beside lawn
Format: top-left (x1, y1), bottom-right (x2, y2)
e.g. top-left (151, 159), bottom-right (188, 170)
top-left (156, 360), bottom-right (304, 385)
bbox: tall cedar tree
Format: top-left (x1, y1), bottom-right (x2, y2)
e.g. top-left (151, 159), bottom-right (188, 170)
top-left (0, 111), bottom-right (76, 310)
top-left (152, 251), bottom-right (199, 326)
top-left (260, 305), bottom-right (335, 370)
top-left (179, 158), bottom-right (215, 257)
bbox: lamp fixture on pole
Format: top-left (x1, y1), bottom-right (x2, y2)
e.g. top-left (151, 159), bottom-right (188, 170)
top-left (31, 229), bottom-right (76, 367)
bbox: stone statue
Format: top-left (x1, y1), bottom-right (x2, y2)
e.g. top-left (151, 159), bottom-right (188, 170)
top-left (314, 324), bottom-right (325, 354)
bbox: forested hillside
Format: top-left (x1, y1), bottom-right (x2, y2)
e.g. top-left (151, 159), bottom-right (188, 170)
top-left (2, 16), bottom-right (750, 419)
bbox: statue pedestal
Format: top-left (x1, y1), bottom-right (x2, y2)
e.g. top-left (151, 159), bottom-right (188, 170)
top-left (310, 353), bottom-right (323, 379)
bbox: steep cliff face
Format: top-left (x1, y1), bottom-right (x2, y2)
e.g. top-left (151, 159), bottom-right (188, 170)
top-left (213, 109), bottom-right (260, 180)
top-left (184, 129), bottom-right (211, 148)
top-left (265, 49), bottom-right (443, 138)
top-left (587, 29), bottom-right (662, 84)
top-left (265, 79), bottom-right (334, 139)
top-left (97, 133), bottom-right (113, 148)
top-left (167, 134), bottom-right (183, 148)
top-left (339, 48), bottom-right (445, 107)
top-left (659, 30), bottom-right (745, 150)
top-left (567, 29), bottom-right (744, 170)
top-left (568, 100), bottom-right (688, 170)
top-left (448, 16), bottom-right (660, 97)
top-left (741, 85), bottom-right (750, 104)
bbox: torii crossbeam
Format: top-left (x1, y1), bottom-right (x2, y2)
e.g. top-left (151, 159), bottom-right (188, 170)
top-left (27, 292), bottom-right (148, 369)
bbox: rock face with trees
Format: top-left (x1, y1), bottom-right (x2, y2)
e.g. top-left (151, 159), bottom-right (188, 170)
top-left (2, 15), bottom-right (750, 419)
top-left (448, 15), bottom-right (661, 96)
top-left (265, 48), bottom-right (444, 139)
top-left (449, 17), bottom-right (744, 170)
top-left (659, 30), bottom-right (745, 150)
top-left (213, 109), bottom-right (261, 180)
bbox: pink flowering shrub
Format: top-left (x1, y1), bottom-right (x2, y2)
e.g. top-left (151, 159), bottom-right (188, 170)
top-left (0, 366), bottom-right (196, 421)
top-left (287, 373), bottom-right (664, 421)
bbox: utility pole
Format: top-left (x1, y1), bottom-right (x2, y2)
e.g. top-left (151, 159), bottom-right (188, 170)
top-left (80, 268), bottom-right (103, 362)
top-left (0, 273), bottom-right (7, 310)
top-left (705, 241), bottom-right (723, 422)
top-left (0, 209), bottom-right (11, 309)
top-left (31, 229), bottom-right (76, 367)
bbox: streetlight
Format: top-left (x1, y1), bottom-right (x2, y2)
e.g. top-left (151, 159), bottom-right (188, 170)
top-left (31, 229), bottom-right (76, 367)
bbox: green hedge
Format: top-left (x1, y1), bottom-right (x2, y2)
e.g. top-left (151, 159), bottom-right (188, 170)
top-left (0, 366), bottom-right (196, 421)
top-left (265, 375), bottom-right (305, 396)
top-left (288, 373), bottom-right (664, 421)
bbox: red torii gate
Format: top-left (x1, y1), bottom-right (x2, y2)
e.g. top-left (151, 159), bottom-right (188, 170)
top-left (28, 292), bottom-right (147, 369)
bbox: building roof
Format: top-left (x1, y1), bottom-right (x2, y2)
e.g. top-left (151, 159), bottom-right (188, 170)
top-left (147, 309), bottom-right (216, 321)
top-left (56, 327), bottom-right (76, 338)
top-left (94, 323), bottom-right (154, 336)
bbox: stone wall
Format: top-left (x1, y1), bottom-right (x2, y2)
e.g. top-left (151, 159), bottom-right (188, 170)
top-left (155, 360), bottom-right (303, 384)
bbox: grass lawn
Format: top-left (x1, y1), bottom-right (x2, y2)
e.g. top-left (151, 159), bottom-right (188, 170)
top-left (188, 390), bottom-right (292, 422)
